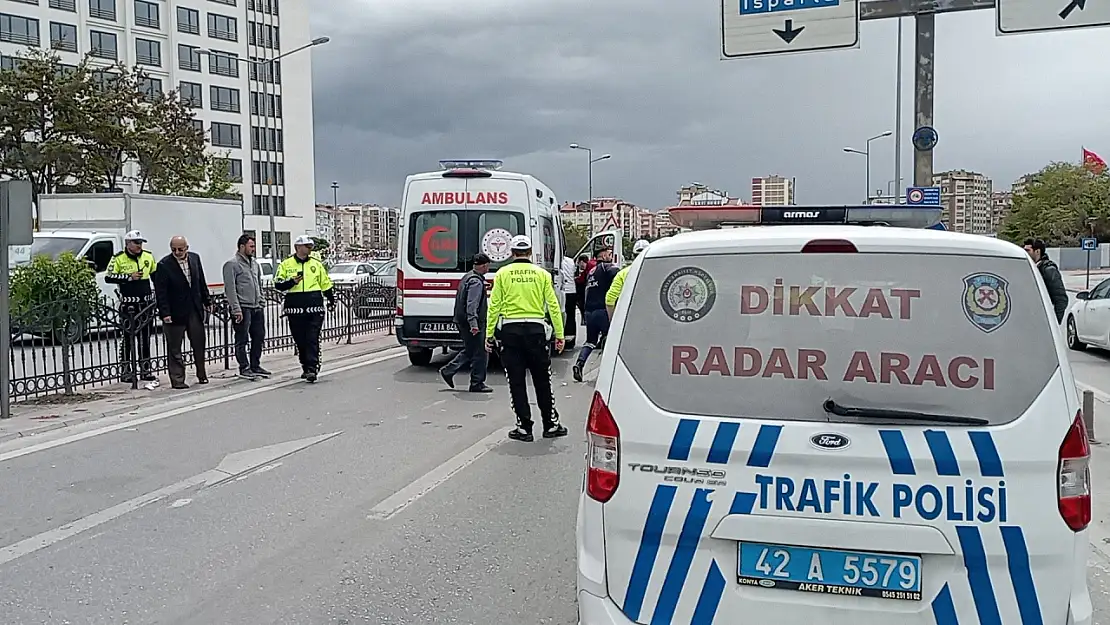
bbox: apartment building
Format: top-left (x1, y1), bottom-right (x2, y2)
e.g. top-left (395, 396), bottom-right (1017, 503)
top-left (991, 191), bottom-right (1013, 233)
top-left (317, 203), bottom-right (398, 251)
top-left (1012, 173), bottom-right (1037, 196)
top-left (0, 0), bottom-right (319, 257)
top-left (933, 169), bottom-right (994, 235)
top-left (750, 175), bottom-right (796, 206)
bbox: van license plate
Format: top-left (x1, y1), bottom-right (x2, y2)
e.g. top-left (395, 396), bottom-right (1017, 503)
top-left (420, 323), bottom-right (457, 334)
top-left (737, 542), bottom-right (922, 601)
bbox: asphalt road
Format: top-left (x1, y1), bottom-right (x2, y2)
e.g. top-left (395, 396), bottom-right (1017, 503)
top-left (1, 346), bottom-right (1110, 624)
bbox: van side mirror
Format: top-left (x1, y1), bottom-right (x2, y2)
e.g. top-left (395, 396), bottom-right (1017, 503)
top-left (1077, 291), bottom-right (1090, 300)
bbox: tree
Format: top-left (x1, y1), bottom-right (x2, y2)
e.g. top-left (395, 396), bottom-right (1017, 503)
top-left (310, 237), bottom-right (331, 256)
top-left (999, 162), bottom-right (1110, 246)
top-left (192, 153), bottom-right (238, 199)
top-left (132, 89), bottom-right (208, 194)
top-left (77, 65), bottom-right (145, 192)
top-left (0, 48), bottom-right (98, 198)
top-left (562, 224), bottom-right (590, 258)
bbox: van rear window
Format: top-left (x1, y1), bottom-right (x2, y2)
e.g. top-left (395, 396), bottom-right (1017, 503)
top-left (617, 253), bottom-right (1058, 426)
top-left (409, 210), bottom-right (526, 272)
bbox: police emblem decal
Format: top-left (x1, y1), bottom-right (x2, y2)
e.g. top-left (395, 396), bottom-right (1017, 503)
top-left (963, 272), bottom-right (1010, 333)
top-left (659, 267), bottom-right (716, 323)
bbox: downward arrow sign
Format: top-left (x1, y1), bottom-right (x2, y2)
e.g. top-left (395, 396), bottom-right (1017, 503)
top-left (1059, 0), bottom-right (1086, 19)
top-left (773, 19), bottom-right (805, 44)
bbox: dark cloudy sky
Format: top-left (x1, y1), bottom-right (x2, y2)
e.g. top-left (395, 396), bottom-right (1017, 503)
top-left (308, 0), bottom-right (1110, 209)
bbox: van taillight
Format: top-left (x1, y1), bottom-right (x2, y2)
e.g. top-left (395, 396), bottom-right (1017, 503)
top-left (802, 239), bottom-right (858, 253)
top-left (586, 392), bottom-right (620, 503)
top-left (1058, 410), bottom-right (1091, 532)
top-left (396, 269), bottom-right (404, 316)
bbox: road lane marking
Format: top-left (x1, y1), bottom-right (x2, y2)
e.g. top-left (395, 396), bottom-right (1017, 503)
top-left (0, 432), bottom-right (341, 566)
top-left (0, 349), bottom-right (405, 463)
top-left (367, 427), bottom-right (507, 520)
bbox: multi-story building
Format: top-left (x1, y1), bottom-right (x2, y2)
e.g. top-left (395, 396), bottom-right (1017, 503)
top-left (990, 191), bottom-right (1013, 233)
top-left (654, 210), bottom-right (680, 237)
top-left (317, 203), bottom-right (398, 251)
top-left (0, 0), bottom-right (319, 257)
top-left (933, 169), bottom-right (993, 234)
top-left (750, 175), bottom-right (795, 206)
top-left (675, 183), bottom-right (738, 206)
top-left (1012, 173), bottom-right (1037, 196)
top-left (314, 203), bottom-right (334, 241)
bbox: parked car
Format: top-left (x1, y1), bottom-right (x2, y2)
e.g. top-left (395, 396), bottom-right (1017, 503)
top-left (1067, 277), bottom-right (1110, 350)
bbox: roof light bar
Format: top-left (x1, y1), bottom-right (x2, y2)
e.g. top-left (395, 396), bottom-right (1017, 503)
top-left (667, 205), bottom-right (943, 230)
top-left (438, 159), bottom-right (503, 171)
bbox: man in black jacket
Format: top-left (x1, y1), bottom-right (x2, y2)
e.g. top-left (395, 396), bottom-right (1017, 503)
top-left (1024, 238), bottom-right (1070, 323)
top-left (154, 236), bottom-right (212, 389)
top-left (440, 253), bottom-right (492, 393)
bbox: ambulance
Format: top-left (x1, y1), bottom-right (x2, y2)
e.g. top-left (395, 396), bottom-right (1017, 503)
top-left (577, 205), bottom-right (1091, 624)
top-left (395, 160), bottom-right (623, 366)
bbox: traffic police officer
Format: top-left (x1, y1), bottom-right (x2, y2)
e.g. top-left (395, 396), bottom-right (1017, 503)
top-left (605, 239), bottom-right (650, 319)
top-left (106, 230), bottom-right (158, 383)
top-left (274, 235), bottom-right (334, 382)
top-left (486, 235), bottom-right (568, 442)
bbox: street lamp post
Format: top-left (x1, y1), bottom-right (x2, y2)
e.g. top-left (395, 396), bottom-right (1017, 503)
top-left (569, 143), bottom-right (611, 237)
top-left (331, 181), bottom-right (339, 210)
top-left (198, 36), bottom-right (330, 260)
top-left (843, 130), bottom-right (892, 204)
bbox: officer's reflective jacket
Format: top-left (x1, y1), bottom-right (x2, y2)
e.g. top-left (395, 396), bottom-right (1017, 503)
top-left (486, 259), bottom-right (564, 339)
top-left (274, 254), bottom-right (334, 315)
top-left (106, 249), bottom-right (157, 304)
top-left (605, 265), bottom-right (631, 307)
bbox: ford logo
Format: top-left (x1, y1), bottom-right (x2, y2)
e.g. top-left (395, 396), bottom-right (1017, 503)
top-left (810, 433), bottom-right (850, 450)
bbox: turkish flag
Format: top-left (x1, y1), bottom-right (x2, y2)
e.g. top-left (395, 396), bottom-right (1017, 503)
top-left (1084, 147), bottom-right (1107, 174)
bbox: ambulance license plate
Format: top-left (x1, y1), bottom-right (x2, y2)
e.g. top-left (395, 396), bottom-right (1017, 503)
top-left (737, 542), bottom-right (922, 601)
top-left (420, 322), bottom-right (457, 334)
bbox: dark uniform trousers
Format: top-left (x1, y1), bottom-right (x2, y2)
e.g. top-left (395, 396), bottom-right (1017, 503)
top-left (121, 300), bottom-right (154, 377)
top-left (288, 313), bottom-right (325, 373)
top-left (499, 322), bottom-right (560, 432)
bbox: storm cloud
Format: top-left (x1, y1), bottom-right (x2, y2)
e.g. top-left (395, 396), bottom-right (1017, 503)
top-left (309, 0), bottom-right (1110, 208)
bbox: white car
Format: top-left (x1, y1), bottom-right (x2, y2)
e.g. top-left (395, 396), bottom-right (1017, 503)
top-left (1067, 277), bottom-right (1110, 351)
top-left (578, 221), bottom-right (1090, 625)
top-left (328, 262), bottom-right (378, 285)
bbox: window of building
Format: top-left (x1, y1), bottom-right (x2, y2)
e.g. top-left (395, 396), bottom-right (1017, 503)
top-left (135, 38), bottom-right (160, 66)
top-left (250, 126), bottom-right (283, 151)
top-left (207, 13), bottom-right (236, 41)
top-left (50, 0), bottom-right (77, 11)
top-left (249, 91), bottom-right (281, 117)
top-left (247, 0), bottom-right (278, 15)
top-left (179, 81), bottom-right (202, 107)
top-left (248, 57), bottom-right (280, 84)
top-left (207, 50), bottom-right (239, 77)
top-left (0, 14), bottom-right (40, 46)
top-left (210, 85), bottom-right (239, 112)
top-left (176, 6), bottom-right (199, 34)
top-left (252, 160), bottom-right (283, 185)
top-left (210, 0), bottom-right (236, 5)
top-left (210, 122), bottom-right (241, 148)
top-left (139, 76), bottom-right (161, 102)
top-left (49, 22), bottom-right (77, 52)
top-left (134, 0), bottom-right (159, 28)
top-left (189, 118), bottom-right (204, 133)
top-left (247, 21), bottom-right (278, 48)
top-left (89, 30), bottom-right (116, 59)
top-left (178, 44), bottom-right (201, 71)
top-left (259, 230), bottom-right (290, 256)
top-left (253, 195), bottom-right (286, 218)
top-left (8, 0), bottom-right (37, 5)
top-left (89, 0), bottom-right (116, 21)
top-left (214, 157), bottom-right (243, 181)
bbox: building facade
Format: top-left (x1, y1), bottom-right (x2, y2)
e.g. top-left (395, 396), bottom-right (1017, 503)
top-left (991, 191), bottom-right (1013, 234)
top-left (750, 175), bottom-right (795, 206)
top-left (315, 203), bottom-right (398, 252)
top-left (933, 169), bottom-right (994, 235)
top-left (559, 198), bottom-right (664, 241)
top-left (0, 0), bottom-right (318, 258)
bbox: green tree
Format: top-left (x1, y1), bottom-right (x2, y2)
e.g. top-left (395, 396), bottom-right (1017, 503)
top-left (192, 153), bottom-right (238, 199)
top-left (133, 89), bottom-right (208, 194)
top-left (0, 48), bottom-right (97, 198)
top-left (1000, 162), bottom-right (1110, 246)
top-left (77, 66), bottom-right (145, 192)
top-left (562, 224), bottom-right (590, 258)
top-left (310, 237), bottom-right (331, 256)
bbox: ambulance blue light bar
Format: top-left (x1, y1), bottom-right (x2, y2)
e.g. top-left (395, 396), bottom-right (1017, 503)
top-left (668, 205), bottom-right (943, 230)
top-left (438, 159), bottom-right (503, 171)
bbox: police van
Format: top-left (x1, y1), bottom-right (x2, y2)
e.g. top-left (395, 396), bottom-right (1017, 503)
top-left (577, 205), bottom-right (1091, 625)
top-left (395, 160), bottom-right (622, 366)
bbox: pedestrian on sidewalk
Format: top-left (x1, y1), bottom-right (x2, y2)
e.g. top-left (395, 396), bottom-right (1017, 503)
top-left (1024, 238), bottom-right (1069, 323)
top-left (223, 234), bottom-right (270, 380)
top-left (274, 235), bottom-right (334, 383)
top-left (440, 253), bottom-right (493, 393)
top-left (154, 236), bottom-right (212, 389)
top-left (573, 245), bottom-right (618, 383)
top-left (106, 230), bottom-right (158, 384)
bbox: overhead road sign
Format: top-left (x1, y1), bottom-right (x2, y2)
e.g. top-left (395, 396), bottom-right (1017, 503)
top-left (997, 0), bottom-right (1110, 34)
top-left (905, 186), bottom-right (941, 205)
top-left (721, 0), bottom-right (860, 59)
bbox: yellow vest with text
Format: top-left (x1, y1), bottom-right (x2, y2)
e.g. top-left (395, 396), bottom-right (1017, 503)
top-left (107, 250), bottom-right (157, 302)
top-left (486, 260), bottom-right (565, 339)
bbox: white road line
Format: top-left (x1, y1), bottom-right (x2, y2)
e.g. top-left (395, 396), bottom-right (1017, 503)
top-left (0, 349), bottom-right (406, 463)
top-left (366, 427), bottom-right (507, 520)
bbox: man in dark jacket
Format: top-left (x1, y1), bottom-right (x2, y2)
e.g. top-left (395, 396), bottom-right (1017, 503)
top-left (572, 246), bottom-right (618, 382)
top-left (440, 253), bottom-right (492, 393)
top-left (1024, 238), bottom-right (1069, 323)
top-left (154, 236), bottom-right (212, 388)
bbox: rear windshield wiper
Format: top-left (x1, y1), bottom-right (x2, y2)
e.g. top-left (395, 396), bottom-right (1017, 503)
top-left (823, 399), bottom-right (989, 426)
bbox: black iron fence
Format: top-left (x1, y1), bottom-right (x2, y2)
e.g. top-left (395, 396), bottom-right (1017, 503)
top-left (7, 278), bottom-right (397, 400)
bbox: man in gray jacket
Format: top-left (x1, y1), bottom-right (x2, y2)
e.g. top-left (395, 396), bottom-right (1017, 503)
top-left (223, 234), bottom-right (269, 379)
top-left (440, 253), bottom-right (492, 392)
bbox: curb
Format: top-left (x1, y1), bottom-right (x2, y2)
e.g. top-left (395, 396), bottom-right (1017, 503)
top-left (0, 340), bottom-right (400, 445)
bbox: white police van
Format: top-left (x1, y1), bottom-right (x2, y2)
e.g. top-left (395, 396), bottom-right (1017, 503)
top-left (577, 205), bottom-right (1091, 625)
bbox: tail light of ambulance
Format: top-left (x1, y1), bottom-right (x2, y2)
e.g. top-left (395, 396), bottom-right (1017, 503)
top-left (586, 391), bottom-right (620, 503)
top-left (395, 268), bottom-right (404, 317)
top-left (1058, 410), bottom-right (1091, 532)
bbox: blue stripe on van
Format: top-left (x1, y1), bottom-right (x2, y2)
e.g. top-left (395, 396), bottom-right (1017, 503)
top-left (707, 422), bottom-right (740, 464)
top-left (747, 424), bottom-right (783, 468)
top-left (956, 525), bottom-right (1003, 625)
top-left (651, 488), bottom-right (714, 625)
top-left (730, 492), bottom-right (757, 515)
top-left (690, 560), bottom-right (726, 625)
top-left (668, 419), bottom-right (700, 461)
top-left (969, 431), bottom-right (1005, 477)
top-left (924, 430), bottom-right (962, 476)
top-left (932, 583), bottom-right (960, 625)
top-left (622, 484), bottom-right (678, 622)
top-left (1001, 526), bottom-right (1044, 625)
top-left (879, 430), bottom-right (916, 475)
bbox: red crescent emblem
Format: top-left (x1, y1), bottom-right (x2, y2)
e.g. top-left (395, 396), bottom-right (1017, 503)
top-left (420, 226), bottom-right (453, 264)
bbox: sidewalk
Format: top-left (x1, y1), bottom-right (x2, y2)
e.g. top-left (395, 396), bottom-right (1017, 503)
top-left (0, 331), bottom-right (401, 444)
top-left (1063, 269), bottom-right (1110, 293)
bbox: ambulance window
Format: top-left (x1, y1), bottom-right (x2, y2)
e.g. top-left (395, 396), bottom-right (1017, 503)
top-left (476, 211), bottom-right (526, 270)
top-left (617, 252), bottom-right (1057, 426)
top-left (540, 217), bottom-right (556, 269)
top-left (410, 211), bottom-right (460, 271)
